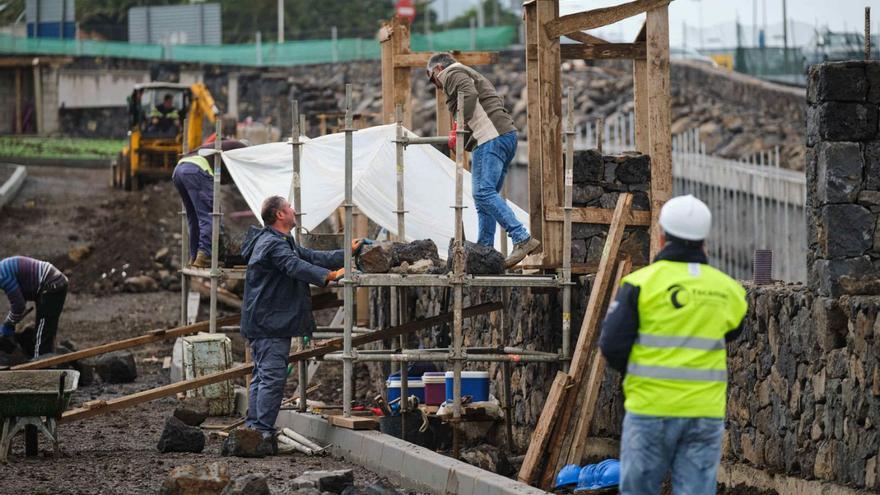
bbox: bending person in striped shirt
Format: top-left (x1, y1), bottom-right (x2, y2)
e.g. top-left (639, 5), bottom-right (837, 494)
top-left (0, 256), bottom-right (69, 359)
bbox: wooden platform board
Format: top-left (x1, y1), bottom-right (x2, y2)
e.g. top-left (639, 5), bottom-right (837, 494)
top-left (328, 415), bottom-right (379, 430)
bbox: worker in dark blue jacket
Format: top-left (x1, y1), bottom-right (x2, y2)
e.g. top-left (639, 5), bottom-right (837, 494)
top-left (240, 195), bottom-right (366, 450)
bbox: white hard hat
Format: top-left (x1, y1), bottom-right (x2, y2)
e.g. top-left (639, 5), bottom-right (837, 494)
top-left (658, 194), bottom-right (711, 241)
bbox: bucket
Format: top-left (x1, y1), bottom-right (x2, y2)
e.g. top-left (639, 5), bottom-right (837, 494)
top-left (422, 372), bottom-right (446, 405)
top-left (445, 371), bottom-right (490, 403)
top-left (386, 376), bottom-right (425, 405)
top-left (180, 333), bottom-right (235, 416)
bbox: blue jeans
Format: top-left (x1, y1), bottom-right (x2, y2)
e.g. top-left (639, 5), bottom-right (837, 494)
top-left (620, 412), bottom-right (724, 495)
top-left (471, 131), bottom-right (529, 246)
top-left (246, 337), bottom-right (292, 436)
top-left (172, 162), bottom-right (214, 260)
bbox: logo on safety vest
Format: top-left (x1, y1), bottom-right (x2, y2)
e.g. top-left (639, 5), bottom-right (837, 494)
top-left (667, 284), bottom-right (689, 309)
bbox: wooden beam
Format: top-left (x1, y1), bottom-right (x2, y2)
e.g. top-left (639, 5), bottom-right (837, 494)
top-left (517, 372), bottom-right (571, 484)
top-left (524, 2), bottom-right (543, 245)
top-left (646, 5), bottom-right (672, 258)
top-left (392, 21), bottom-right (413, 129)
top-left (328, 415), bottom-right (378, 430)
top-left (633, 21), bottom-right (649, 153)
top-left (539, 193), bottom-right (632, 489)
top-left (559, 42), bottom-right (646, 60)
top-left (380, 21), bottom-right (395, 124)
top-left (12, 315), bottom-right (242, 371)
top-left (60, 302), bottom-right (502, 423)
top-left (536, 0), bottom-right (563, 266)
top-left (435, 89), bottom-right (451, 139)
top-left (545, 0), bottom-right (671, 40)
top-left (545, 205), bottom-right (651, 226)
top-left (394, 51), bottom-right (498, 68)
top-left (565, 256), bottom-right (632, 465)
top-left (563, 31), bottom-right (609, 44)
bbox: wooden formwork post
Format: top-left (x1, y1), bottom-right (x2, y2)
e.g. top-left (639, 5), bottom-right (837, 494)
top-left (435, 90), bottom-right (450, 138)
top-left (632, 24), bottom-right (649, 154)
top-left (535, 0), bottom-right (563, 266)
top-left (380, 18), bottom-right (413, 128)
top-left (524, 1), bottom-right (543, 246)
top-left (646, 5), bottom-right (672, 258)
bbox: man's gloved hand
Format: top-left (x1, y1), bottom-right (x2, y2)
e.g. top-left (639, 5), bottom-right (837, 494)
top-left (0, 323), bottom-right (14, 338)
top-left (448, 121), bottom-right (457, 151)
top-left (351, 238), bottom-right (374, 256)
top-left (325, 268), bottom-right (345, 284)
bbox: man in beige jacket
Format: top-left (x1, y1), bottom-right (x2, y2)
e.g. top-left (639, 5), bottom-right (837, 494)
top-left (427, 52), bottom-right (541, 268)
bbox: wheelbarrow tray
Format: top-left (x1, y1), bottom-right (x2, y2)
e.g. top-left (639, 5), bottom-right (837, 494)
top-left (0, 370), bottom-right (80, 418)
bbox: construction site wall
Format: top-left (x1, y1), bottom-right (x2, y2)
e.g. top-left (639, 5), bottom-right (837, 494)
top-left (366, 61), bottom-right (880, 492)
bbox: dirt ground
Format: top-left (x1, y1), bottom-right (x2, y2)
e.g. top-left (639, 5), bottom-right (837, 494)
top-left (0, 165), bottom-right (402, 494)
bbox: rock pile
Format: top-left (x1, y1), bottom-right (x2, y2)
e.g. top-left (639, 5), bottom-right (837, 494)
top-left (93, 351), bottom-right (137, 383)
top-left (357, 239), bottom-right (446, 274)
top-left (156, 416), bottom-right (206, 453)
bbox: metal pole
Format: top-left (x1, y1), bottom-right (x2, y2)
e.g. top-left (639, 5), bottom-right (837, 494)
top-left (289, 100), bottom-right (303, 244)
top-left (395, 105), bottom-right (406, 241)
top-left (596, 117), bottom-right (604, 154)
top-left (562, 88), bottom-right (574, 371)
top-left (451, 92), bottom-right (466, 458)
top-left (209, 118), bottom-right (222, 334)
top-left (180, 117), bottom-right (191, 327)
top-left (342, 84), bottom-right (355, 418)
top-left (277, 0), bottom-right (284, 43)
top-left (866, 7), bottom-right (872, 60)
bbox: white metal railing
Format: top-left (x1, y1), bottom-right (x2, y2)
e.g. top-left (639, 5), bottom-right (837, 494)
top-left (572, 112), bottom-right (807, 283)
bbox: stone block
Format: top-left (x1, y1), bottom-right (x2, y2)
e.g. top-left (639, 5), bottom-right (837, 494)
top-left (585, 236), bottom-right (606, 265)
top-left (292, 470), bottom-right (354, 494)
top-left (817, 204), bottom-right (874, 258)
top-left (570, 239), bottom-right (586, 263)
top-left (572, 149), bottom-right (603, 183)
top-left (807, 62), bottom-right (868, 103)
top-left (610, 153), bottom-right (650, 185)
top-left (813, 298), bottom-right (847, 352)
top-left (391, 239), bottom-right (440, 266)
top-left (221, 428), bottom-right (268, 458)
top-left (868, 62), bottom-right (880, 104)
top-left (807, 102), bottom-right (878, 143)
top-left (157, 416), bottom-right (206, 453)
top-left (572, 223), bottom-right (605, 239)
top-left (814, 256), bottom-right (880, 297)
top-left (94, 351), bottom-right (137, 384)
top-left (173, 397), bottom-right (210, 426)
top-left (816, 141), bottom-right (863, 203)
top-left (220, 474), bottom-right (270, 495)
top-left (159, 462), bottom-right (230, 495)
top-left (865, 142), bottom-right (880, 190)
top-left (573, 184), bottom-right (603, 205)
top-left (357, 241), bottom-right (394, 273)
top-left (446, 240), bottom-right (504, 275)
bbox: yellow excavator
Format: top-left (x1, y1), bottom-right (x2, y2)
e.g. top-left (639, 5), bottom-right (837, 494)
top-left (113, 82), bottom-right (218, 190)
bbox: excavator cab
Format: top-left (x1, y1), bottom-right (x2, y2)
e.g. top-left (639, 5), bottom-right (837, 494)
top-left (114, 82), bottom-right (217, 190)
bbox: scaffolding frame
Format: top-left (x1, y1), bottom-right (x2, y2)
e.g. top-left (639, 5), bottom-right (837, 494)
top-left (176, 82), bottom-right (580, 459)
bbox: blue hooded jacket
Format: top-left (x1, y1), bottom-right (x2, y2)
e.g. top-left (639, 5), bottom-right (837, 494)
top-left (240, 225), bottom-right (344, 339)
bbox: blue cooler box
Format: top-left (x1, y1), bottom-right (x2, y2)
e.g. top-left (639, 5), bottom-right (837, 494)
top-left (444, 371), bottom-right (490, 402)
top-left (386, 376), bottom-right (425, 404)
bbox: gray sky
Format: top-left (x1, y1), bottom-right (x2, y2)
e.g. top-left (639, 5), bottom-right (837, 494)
top-left (560, 0), bottom-right (877, 47)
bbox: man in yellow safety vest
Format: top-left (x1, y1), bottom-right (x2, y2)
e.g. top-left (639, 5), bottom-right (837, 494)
top-left (599, 194), bottom-right (748, 494)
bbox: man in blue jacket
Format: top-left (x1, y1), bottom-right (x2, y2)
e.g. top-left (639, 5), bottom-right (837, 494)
top-left (241, 195), bottom-right (363, 450)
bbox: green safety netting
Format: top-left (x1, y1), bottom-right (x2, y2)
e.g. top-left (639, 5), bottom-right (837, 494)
top-left (0, 25), bottom-right (517, 66)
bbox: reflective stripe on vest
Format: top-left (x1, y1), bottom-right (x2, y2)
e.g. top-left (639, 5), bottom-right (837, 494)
top-left (621, 260), bottom-right (747, 419)
top-left (178, 155), bottom-right (213, 176)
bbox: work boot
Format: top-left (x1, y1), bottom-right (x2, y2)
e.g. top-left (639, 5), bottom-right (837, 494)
top-left (191, 251), bottom-right (211, 269)
top-left (504, 237), bottom-right (541, 269)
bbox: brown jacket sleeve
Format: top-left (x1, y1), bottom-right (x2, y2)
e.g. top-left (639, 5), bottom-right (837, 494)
top-left (443, 70), bottom-right (478, 124)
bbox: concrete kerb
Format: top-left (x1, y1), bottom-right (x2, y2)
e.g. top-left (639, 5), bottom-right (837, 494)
top-left (0, 164), bottom-right (27, 210)
top-left (0, 156), bottom-right (111, 169)
top-left (275, 411), bottom-right (549, 495)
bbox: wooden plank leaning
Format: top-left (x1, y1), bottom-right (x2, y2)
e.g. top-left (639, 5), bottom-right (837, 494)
top-left (12, 314), bottom-right (242, 371)
top-left (60, 301), bottom-right (502, 423)
top-left (565, 256), bottom-right (633, 465)
top-left (537, 192), bottom-right (633, 489)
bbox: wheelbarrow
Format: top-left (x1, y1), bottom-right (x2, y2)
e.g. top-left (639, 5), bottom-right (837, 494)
top-left (0, 369), bottom-right (80, 462)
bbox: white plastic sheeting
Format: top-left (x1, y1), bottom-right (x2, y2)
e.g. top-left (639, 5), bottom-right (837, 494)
top-left (222, 124), bottom-right (529, 258)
